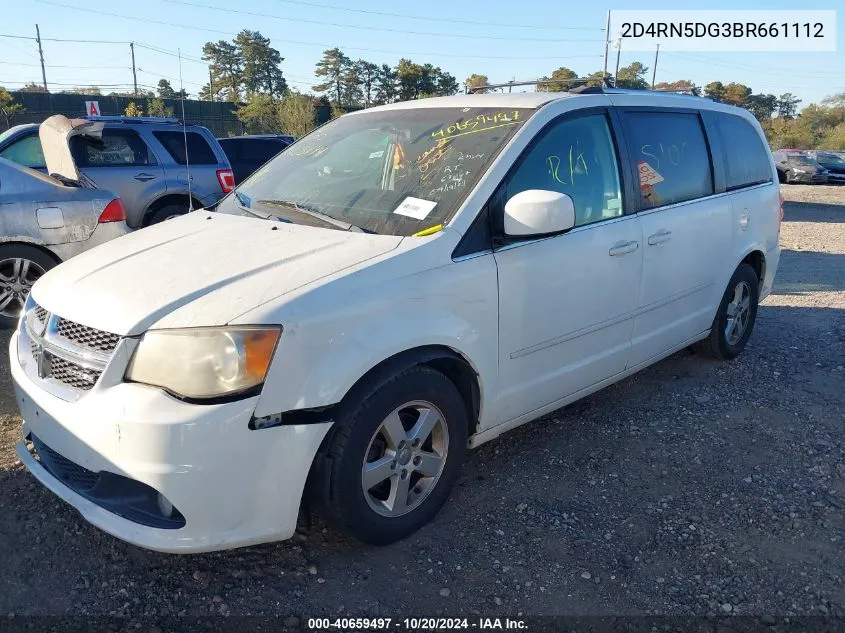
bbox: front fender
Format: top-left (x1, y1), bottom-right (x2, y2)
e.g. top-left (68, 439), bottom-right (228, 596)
top-left (251, 250), bottom-right (499, 427)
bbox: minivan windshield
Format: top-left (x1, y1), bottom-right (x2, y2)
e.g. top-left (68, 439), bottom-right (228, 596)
top-left (229, 107), bottom-right (533, 236)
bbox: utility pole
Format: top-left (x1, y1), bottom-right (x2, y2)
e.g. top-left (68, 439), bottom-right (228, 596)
top-left (614, 38), bottom-right (622, 88)
top-left (35, 24), bottom-right (48, 92)
top-left (602, 11), bottom-right (611, 86)
top-left (651, 44), bottom-right (660, 89)
top-left (130, 42), bottom-right (138, 97)
top-left (208, 67), bottom-right (214, 102)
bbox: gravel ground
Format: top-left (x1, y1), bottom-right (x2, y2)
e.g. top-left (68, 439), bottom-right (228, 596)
top-left (0, 184), bottom-right (843, 622)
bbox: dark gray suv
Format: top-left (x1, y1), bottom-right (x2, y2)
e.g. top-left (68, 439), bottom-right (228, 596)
top-left (0, 117), bottom-right (234, 227)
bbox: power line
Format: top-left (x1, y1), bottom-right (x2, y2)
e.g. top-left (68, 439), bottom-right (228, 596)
top-left (0, 36), bottom-right (42, 60)
top-left (0, 79), bottom-right (158, 88)
top-left (0, 32), bottom-right (127, 44)
top-left (663, 52), bottom-right (845, 78)
top-left (164, 0), bottom-right (603, 43)
top-left (36, 0), bottom-right (603, 47)
top-left (13, 19), bottom-right (602, 61)
top-left (0, 61), bottom-right (130, 69)
top-left (267, 0), bottom-right (602, 31)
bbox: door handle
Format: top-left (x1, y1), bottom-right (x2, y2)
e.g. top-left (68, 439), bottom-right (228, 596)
top-left (647, 229), bottom-right (672, 246)
top-left (134, 173), bottom-right (156, 182)
top-left (608, 240), bottom-right (639, 256)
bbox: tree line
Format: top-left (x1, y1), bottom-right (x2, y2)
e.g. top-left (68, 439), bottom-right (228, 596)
top-left (521, 62), bottom-right (844, 150)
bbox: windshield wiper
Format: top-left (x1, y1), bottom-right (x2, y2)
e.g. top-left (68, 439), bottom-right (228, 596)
top-left (233, 191), bottom-right (290, 222)
top-left (260, 200), bottom-right (375, 233)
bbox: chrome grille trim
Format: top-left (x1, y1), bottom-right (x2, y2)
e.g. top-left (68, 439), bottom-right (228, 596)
top-left (33, 306), bottom-right (48, 329)
top-left (23, 302), bottom-right (120, 396)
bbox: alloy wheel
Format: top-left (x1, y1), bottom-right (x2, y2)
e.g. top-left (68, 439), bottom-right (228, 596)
top-left (725, 280), bottom-right (752, 345)
top-left (361, 400), bottom-right (450, 518)
top-left (0, 258), bottom-right (46, 318)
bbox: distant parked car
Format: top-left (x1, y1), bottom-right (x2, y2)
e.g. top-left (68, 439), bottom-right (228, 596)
top-left (0, 115), bottom-right (130, 326)
top-left (217, 134), bottom-right (294, 184)
top-left (806, 150), bottom-right (845, 183)
top-left (0, 117), bottom-right (234, 227)
top-left (772, 150), bottom-right (828, 184)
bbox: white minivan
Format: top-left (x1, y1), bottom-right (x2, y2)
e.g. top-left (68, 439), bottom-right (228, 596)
top-left (11, 89), bottom-right (781, 552)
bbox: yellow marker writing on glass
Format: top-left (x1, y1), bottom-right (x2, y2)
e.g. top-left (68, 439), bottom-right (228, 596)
top-left (413, 224), bottom-right (443, 237)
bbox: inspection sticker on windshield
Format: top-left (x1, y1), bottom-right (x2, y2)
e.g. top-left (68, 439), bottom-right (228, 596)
top-left (394, 197), bottom-right (437, 220)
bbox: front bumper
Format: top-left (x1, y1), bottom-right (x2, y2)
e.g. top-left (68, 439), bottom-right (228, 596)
top-left (10, 332), bottom-right (332, 553)
top-left (789, 171), bottom-right (828, 184)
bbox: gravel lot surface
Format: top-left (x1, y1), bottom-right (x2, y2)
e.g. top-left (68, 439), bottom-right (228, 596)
top-left (0, 184), bottom-right (842, 622)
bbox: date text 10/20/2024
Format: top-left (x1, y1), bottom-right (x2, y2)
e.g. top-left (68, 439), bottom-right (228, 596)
top-left (307, 617), bottom-right (528, 630)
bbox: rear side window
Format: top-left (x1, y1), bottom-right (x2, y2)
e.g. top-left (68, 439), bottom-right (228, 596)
top-left (623, 111), bottom-right (713, 209)
top-left (714, 114), bottom-right (772, 190)
top-left (0, 133), bottom-right (45, 169)
top-left (220, 139), bottom-right (284, 163)
top-left (154, 131), bottom-right (218, 165)
top-left (71, 129), bottom-right (155, 167)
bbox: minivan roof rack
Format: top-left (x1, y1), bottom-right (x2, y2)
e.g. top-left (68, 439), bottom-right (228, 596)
top-left (84, 115), bottom-right (181, 124)
top-left (465, 80), bottom-right (708, 99)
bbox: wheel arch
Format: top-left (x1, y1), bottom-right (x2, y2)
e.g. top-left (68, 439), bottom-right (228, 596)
top-left (285, 345), bottom-right (483, 440)
top-left (143, 193), bottom-right (204, 226)
top-left (339, 345), bottom-right (482, 439)
top-left (0, 238), bottom-right (62, 266)
top-left (740, 248), bottom-right (765, 283)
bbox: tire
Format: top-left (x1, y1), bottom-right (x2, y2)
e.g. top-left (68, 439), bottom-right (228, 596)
top-left (312, 365), bottom-right (468, 545)
top-left (146, 203), bottom-right (189, 225)
top-left (0, 245), bottom-right (57, 329)
top-left (777, 170), bottom-right (786, 184)
top-left (694, 263), bottom-right (759, 361)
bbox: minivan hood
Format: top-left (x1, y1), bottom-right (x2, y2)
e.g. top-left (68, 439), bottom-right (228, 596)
top-left (39, 115), bottom-right (103, 183)
top-left (32, 212), bottom-right (403, 335)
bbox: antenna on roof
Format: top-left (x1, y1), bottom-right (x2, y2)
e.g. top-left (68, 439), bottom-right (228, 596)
top-left (178, 48), bottom-right (194, 213)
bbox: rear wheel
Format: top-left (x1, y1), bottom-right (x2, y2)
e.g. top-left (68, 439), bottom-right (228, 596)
top-left (146, 203), bottom-right (189, 225)
top-left (694, 263), bottom-right (759, 361)
top-left (313, 365), bottom-right (468, 545)
top-left (0, 245), bottom-right (57, 328)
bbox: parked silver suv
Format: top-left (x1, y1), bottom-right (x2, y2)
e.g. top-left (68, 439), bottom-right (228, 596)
top-left (0, 117), bottom-right (234, 227)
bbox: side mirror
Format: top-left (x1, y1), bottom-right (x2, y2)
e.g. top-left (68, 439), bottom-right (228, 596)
top-left (504, 189), bottom-right (576, 237)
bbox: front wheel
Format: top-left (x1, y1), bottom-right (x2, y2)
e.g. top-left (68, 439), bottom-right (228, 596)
top-left (313, 365), bottom-right (468, 545)
top-left (694, 263), bottom-right (759, 361)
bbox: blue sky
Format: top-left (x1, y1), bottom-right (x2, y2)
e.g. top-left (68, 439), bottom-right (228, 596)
top-left (0, 0), bottom-right (841, 108)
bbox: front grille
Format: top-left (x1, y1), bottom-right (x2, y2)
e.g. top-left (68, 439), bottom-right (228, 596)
top-left (32, 435), bottom-right (100, 492)
top-left (33, 306), bottom-right (48, 329)
top-left (48, 354), bottom-right (102, 390)
top-left (56, 318), bottom-right (120, 355)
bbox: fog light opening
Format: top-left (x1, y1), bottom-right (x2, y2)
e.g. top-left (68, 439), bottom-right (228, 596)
top-left (157, 493), bottom-right (174, 518)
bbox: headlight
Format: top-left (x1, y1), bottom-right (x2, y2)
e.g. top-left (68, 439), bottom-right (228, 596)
top-left (126, 326), bottom-right (281, 400)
